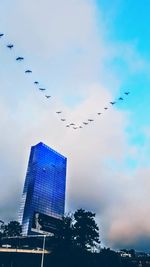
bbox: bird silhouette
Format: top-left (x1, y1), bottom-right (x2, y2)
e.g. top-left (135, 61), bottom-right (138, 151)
top-left (124, 92), bottom-right (130, 95)
top-left (3, 31), bottom-right (132, 131)
top-left (16, 57), bottom-right (24, 61)
top-left (7, 44), bottom-right (13, 49)
top-left (39, 88), bottom-right (46, 91)
top-left (25, 70), bottom-right (32, 73)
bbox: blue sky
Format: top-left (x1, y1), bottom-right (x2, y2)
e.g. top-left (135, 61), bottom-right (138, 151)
top-left (97, 0), bottom-right (150, 150)
top-left (0, 0), bottom-right (150, 250)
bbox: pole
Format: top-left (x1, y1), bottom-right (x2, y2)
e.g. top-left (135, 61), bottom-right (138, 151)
top-left (41, 235), bottom-right (46, 267)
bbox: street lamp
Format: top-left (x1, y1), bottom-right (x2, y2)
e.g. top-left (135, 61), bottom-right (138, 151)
top-left (20, 233), bottom-right (48, 267)
top-left (41, 235), bottom-right (46, 267)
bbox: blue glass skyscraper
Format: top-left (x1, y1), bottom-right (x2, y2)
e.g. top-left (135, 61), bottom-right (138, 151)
top-left (19, 142), bottom-right (67, 236)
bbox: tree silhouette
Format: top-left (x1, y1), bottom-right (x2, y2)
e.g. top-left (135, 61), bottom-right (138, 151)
top-left (54, 215), bottom-right (74, 250)
top-left (3, 221), bottom-right (22, 237)
top-left (0, 220), bottom-right (4, 239)
top-left (73, 209), bottom-right (100, 250)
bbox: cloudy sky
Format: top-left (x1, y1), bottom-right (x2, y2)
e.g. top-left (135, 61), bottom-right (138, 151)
top-left (0, 0), bottom-right (150, 251)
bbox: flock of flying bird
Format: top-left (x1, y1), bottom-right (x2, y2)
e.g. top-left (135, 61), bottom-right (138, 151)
top-left (0, 32), bottom-right (130, 131)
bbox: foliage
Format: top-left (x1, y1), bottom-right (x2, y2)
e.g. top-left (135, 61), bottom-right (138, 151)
top-left (73, 209), bottom-right (100, 250)
top-left (3, 221), bottom-right (22, 237)
top-left (52, 208), bottom-right (100, 259)
top-left (0, 220), bottom-right (5, 239)
top-left (53, 215), bottom-right (74, 252)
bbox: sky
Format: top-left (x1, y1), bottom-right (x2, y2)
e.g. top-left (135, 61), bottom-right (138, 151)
top-left (0, 0), bottom-right (150, 251)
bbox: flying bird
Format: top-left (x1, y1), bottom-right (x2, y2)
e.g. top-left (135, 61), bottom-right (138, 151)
top-left (79, 126), bottom-right (83, 129)
top-left (70, 123), bottom-right (75, 126)
top-left (25, 70), bottom-right (32, 73)
top-left (56, 111), bottom-right (62, 114)
top-left (45, 95), bottom-right (51, 98)
top-left (66, 125), bottom-right (70, 128)
top-left (16, 57), bottom-right (24, 61)
top-left (83, 122), bottom-right (88, 125)
top-left (39, 88), bottom-right (46, 91)
top-left (34, 81), bottom-right (39, 85)
top-left (104, 107), bottom-right (108, 110)
top-left (88, 119), bottom-right (94, 122)
top-left (61, 119), bottom-right (66, 121)
top-left (110, 102), bottom-right (116, 105)
top-left (7, 44), bottom-right (13, 49)
top-left (124, 92), bottom-right (130, 95)
top-left (73, 127), bottom-right (77, 130)
top-left (118, 97), bottom-right (123, 100)
top-left (97, 113), bottom-right (101, 115)
top-left (0, 33), bottom-right (4, 37)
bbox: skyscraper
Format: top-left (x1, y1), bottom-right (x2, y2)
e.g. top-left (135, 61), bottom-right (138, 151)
top-left (19, 142), bottom-right (67, 236)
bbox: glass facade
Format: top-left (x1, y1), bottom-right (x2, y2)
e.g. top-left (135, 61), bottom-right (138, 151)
top-left (19, 142), bottom-right (67, 236)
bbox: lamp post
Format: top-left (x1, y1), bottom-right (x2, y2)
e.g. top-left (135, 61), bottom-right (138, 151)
top-left (41, 235), bottom-right (46, 267)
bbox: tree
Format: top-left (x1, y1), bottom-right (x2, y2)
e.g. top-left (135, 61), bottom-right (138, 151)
top-left (73, 209), bottom-right (100, 250)
top-left (54, 215), bottom-right (74, 250)
top-left (51, 215), bottom-right (76, 267)
top-left (0, 220), bottom-right (4, 239)
top-left (3, 221), bottom-right (22, 237)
